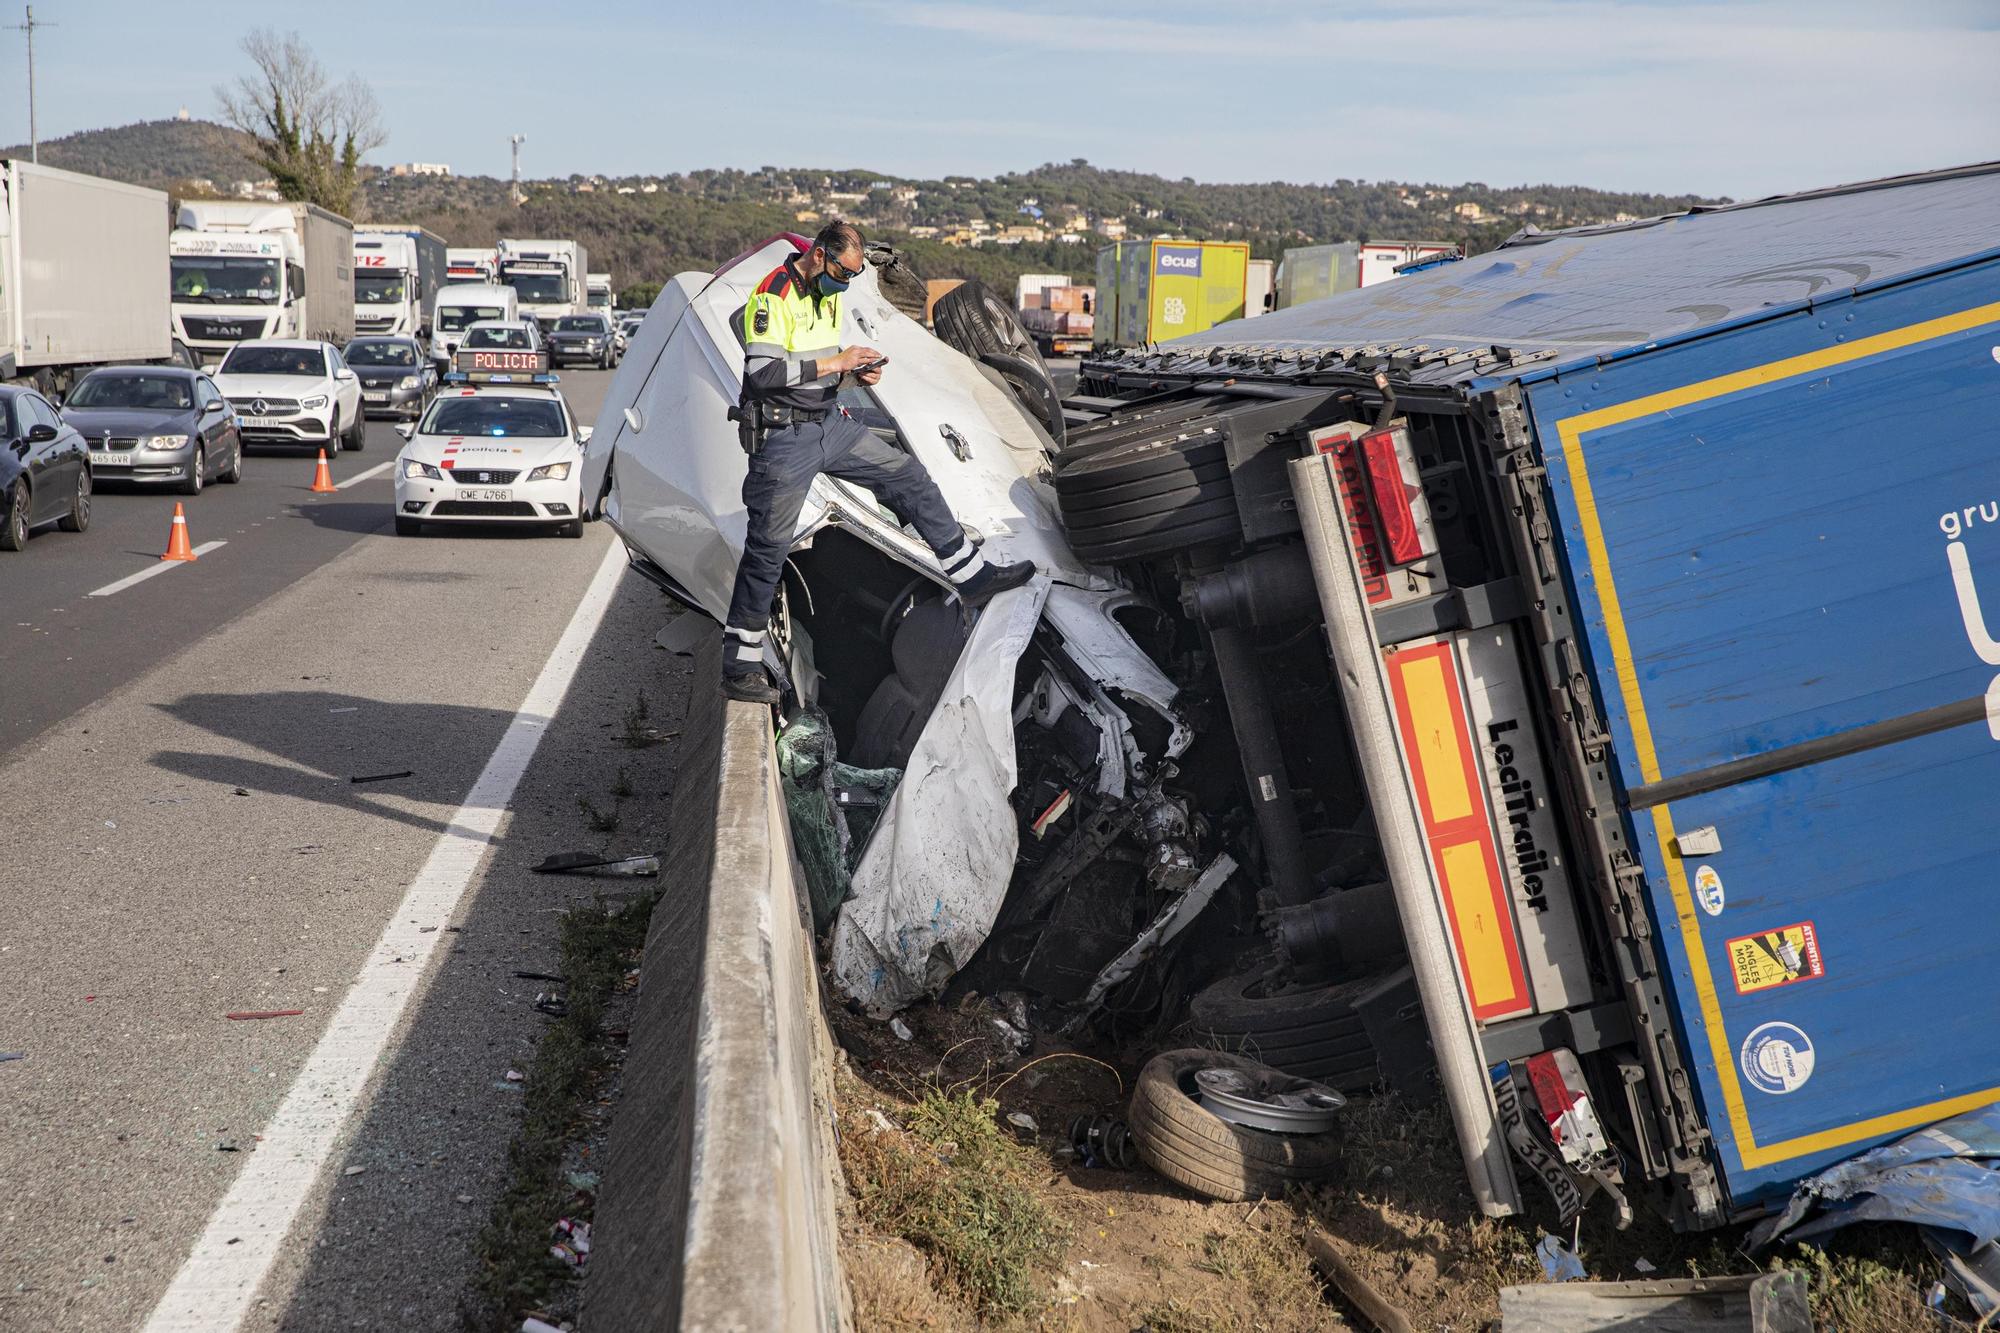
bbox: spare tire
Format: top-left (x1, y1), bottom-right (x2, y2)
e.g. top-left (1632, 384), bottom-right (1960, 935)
top-left (1127, 1049), bottom-right (1344, 1202)
top-left (932, 281), bottom-right (1065, 448)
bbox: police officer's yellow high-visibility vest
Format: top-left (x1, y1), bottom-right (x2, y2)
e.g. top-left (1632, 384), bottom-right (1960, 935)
top-left (740, 260), bottom-right (843, 413)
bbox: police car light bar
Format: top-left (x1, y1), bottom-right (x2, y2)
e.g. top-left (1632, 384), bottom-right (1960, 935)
top-left (443, 371), bottom-right (562, 386)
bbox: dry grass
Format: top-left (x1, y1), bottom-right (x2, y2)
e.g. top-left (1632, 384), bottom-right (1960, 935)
top-left (840, 1085), bottom-right (1068, 1318)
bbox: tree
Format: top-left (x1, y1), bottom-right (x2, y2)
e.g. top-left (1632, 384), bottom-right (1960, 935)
top-left (216, 29), bottom-right (385, 218)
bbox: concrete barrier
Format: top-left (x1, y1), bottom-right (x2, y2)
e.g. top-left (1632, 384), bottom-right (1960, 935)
top-left (590, 631), bottom-right (849, 1331)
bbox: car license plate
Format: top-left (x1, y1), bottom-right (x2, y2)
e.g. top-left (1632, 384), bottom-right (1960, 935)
top-left (91, 452), bottom-right (132, 467)
top-left (457, 488), bottom-right (511, 502)
top-left (240, 416), bottom-right (281, 429)
top-left (364, 391), bottom-right (388, 403)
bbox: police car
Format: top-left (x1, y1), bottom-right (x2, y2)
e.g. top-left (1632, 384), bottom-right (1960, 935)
top-left (391, 349), bottom-right (591, 537)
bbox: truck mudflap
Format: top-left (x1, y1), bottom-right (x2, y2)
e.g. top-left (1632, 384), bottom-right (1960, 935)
top-left (1521, 269), bottom-right (2000, 1212)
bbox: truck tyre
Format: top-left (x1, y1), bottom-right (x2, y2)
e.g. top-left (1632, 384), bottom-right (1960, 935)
top-left (1189, 968), bottom-right (1381, 1091)
top-left (932, 281), bottom-right (1065, 441)
top-left (1, 481), bottom-right (29, 550)
top-left (1127, 1049), bottom-right (1344, 1202)
top-left (1054, 426), bottom-right (1241, 562)
top-left (59, 467), bottom-right (90, 533)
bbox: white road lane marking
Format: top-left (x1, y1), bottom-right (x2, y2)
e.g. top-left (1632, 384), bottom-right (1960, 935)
top-left (141, 540), bottom-right (628, 1332)
top-left (335, 460), bottom-right (395, 489)
top-left (85, 541), bottom-right (228, 597)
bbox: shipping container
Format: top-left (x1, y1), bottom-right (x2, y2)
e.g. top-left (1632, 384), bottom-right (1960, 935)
top-left (1092, 239), bottom-right (1250, 347)
top-left (1072, 163), bottom-right (2000, 1229)
top-left (0, 160), bottom-right (172, 387)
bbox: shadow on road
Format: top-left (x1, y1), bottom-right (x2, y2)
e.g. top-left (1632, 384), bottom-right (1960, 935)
top-left (144, 579), bottom-right (705, 1327)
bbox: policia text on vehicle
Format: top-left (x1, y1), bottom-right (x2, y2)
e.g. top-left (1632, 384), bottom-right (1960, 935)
top-left (720, 222), bottom-right (1037, 703)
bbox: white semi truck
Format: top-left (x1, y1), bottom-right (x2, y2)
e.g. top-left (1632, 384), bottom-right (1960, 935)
top-left (497, 238), bottom-right (588, 321)
top-left (587, 271), bottom-right (614, 314)
top-left (446, 246), bottom-right (498, 286)
top-left (353, 226), bottom-right (448, 341)
top-left (171, 201), bottom-right (354, 368)
top-left (0, 160), bottom-right (177, 393)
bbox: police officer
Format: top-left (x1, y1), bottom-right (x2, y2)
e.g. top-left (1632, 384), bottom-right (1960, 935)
top-left (722, 222), bottom-right (1036, 703)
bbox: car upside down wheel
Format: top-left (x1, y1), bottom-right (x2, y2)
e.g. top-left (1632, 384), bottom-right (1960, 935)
top-left (1126, 1049), bottom-right (1344, 1202)
top-left (932, 280), bottom-right (1066, 450)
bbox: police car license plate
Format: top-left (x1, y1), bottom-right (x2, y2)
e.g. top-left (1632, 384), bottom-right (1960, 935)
top-left (458, 488), bottom-right (510, 502)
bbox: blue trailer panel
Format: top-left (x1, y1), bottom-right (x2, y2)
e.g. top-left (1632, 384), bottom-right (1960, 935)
top-left (1527, 258), bottom-right (2000, 1207)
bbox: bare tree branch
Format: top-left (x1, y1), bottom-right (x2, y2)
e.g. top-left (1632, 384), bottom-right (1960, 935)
top-left (213, 28), bottom-right (385, 217)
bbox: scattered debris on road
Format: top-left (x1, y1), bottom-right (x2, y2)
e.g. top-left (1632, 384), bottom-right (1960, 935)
top-left (349, 769), bottom-right (414, 784)
top-left (530, 850), bottom-right (660, 877)
top-left (225, 1009), bottom-right (303, 1020)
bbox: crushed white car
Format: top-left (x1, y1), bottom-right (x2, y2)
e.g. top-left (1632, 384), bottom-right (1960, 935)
top-left (583, 236), bottom-right (1198, 1016)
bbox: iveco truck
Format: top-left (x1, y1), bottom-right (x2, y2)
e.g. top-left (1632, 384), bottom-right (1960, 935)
top-left (171, 201), bottom-right (354, 368)
top-left (497, 239), bottom-right (587, 321)
top-left (353, 226), bottom-right (447, 340)
top-left (0, 160), bottom-right (175, 392)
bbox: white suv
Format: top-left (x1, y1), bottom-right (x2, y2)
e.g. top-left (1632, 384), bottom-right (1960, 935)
top-left (212, 340), bottom-right (367, 452)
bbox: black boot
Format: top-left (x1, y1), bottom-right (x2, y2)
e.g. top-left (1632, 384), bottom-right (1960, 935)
top-left (955, 558), bottom-right (1038, 608)
top-left (721, 664), bottom-right (781, 705)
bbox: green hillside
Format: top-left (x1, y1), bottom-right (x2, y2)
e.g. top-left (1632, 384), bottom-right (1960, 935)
top-left (0, 118), bottom-right (257, 185)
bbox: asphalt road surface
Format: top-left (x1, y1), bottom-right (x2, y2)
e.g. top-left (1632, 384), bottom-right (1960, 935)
top-left (0, 366), bottom-right (699, 1330)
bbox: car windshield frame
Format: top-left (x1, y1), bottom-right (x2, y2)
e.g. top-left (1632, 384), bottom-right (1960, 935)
top-left (219, 346), bottom-right (327, 377)
top-left (436, 306), bottom-right (505, 333)
top-left (418, 394), bottom-right (567, 439)
top-left (502, 272), bottom-right (566, 304)
top-left (344, 340), bottom-right (420, 367)
top-left (464, 326), bottom-right (531, 350)
top-left (354, 273), bottom-right (408, 304)
top-left (66, 373), bottom-right (195, 411)
top-left (172, 256), bottom-right (282, 305)
top-left (553, 317), bottom-right (607, 334)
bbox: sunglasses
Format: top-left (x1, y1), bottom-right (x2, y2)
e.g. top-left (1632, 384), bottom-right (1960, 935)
top-left (824, 252), bottom-right (865, 282)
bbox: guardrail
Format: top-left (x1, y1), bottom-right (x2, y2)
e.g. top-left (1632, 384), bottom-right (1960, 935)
top-left (589, 630), bottom-right (850, 1331)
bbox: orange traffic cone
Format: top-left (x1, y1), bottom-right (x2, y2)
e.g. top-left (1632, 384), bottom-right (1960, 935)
top-left (309, 449), bottom-right (337, 494)
top-left (160, 502), bottom-right (197, 562)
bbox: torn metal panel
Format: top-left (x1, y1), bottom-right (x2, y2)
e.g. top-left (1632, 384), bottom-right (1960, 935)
top-left (1499, 1272), bottom-right (1810, 1332)
top-left (830, 580), bottom-right (1050, 1016)
top-left (1063, 854), bottom-right (1237, 1033)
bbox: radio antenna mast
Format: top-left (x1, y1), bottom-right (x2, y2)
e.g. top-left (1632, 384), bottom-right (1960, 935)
top-left (11, 6), bottom-right (55, 163)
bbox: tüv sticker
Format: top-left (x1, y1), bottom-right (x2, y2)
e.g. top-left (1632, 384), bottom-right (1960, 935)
top-left (1740, 1021), bottom-right (1815, 1096)
top-left (1694, 864), bottom-right (1725, 917)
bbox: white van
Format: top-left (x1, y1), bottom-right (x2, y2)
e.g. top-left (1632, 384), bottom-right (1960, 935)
top-left (430, 283), bottom-right (519, 371)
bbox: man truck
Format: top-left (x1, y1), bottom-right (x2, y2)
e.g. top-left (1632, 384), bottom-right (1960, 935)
top-left (0, 160), bottom-right (176, 394)
top-left (171, 201), bottom-right (354, 368)
top-left (497, 239), bottom-right (588, 322)
top-left (353, 226), bottom-right (447, 341)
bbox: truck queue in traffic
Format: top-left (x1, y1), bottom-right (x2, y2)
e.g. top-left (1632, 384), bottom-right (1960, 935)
top-left (0, 156), bottom-right (619, 553)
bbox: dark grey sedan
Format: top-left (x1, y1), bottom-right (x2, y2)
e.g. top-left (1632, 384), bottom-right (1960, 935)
top-left (344, 336), bottom-right (437, 420)
top-left (63, 367), bottom-right (242, 496)
top-left (547, 314), bottom-right (620, 369)
top-left (0, 384), bottom-right (91, 550)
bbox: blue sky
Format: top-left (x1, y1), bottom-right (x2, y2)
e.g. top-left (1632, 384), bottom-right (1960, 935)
top-left (4, 0), bottom-right (1995, 197)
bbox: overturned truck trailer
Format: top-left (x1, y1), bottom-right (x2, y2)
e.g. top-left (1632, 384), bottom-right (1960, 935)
top-left (1059, 162), bottom-right (2000, 1226)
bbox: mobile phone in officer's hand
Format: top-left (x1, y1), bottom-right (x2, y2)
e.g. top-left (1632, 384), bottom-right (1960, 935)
top-left (856, 356), bottom-right (888, 373)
